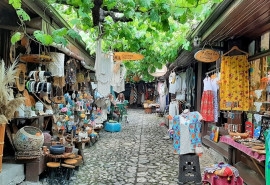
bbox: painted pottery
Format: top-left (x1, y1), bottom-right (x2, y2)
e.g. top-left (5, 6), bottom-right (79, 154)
top-left (14, 126), bottom-right (44, 151)
top-left (49, 145), bottom-right (65, 154)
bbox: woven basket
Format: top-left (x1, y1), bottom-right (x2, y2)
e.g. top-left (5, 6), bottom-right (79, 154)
top-left (14, 126), bottom-right (44, 151)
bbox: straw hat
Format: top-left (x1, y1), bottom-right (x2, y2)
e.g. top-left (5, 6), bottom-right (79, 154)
top-left (15, 63), bottom-right (27, 92)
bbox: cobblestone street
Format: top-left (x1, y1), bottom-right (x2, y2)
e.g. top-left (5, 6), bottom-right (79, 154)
top-left (20, 108), bottom-right (220, 185)
top-left (60, 108), bottom-right (215, 185)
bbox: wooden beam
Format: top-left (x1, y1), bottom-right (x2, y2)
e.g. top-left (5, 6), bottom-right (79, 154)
top-left (0, 25), bottom-right (36, 34)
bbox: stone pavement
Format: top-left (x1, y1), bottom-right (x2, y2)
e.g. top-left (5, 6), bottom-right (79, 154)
top-left (34, 108), bottom-right (220, 185)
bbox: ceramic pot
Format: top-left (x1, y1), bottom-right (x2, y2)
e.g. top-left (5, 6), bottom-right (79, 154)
top-left (14, 126), bottom-right (44, 151)
top-left (49, 145), bottom-right (65, 154)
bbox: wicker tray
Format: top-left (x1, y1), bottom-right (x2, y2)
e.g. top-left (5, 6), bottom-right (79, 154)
top-left (20, 54), bottom-right (52, 63)
top-left (46, 152), bottom-right (76, 159)
top-left (15, 150), bottom-right (42, 160)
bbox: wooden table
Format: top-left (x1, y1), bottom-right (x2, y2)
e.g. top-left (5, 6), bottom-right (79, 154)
top-left (65, 137), bottom-right (90, 164)
top-left (220, 135), bottom-right (265, 185)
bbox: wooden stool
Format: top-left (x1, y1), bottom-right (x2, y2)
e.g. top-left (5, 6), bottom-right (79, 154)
top-left (62, 159), bottom-right (77, 180)
top-left (61, 163), bottom-right (76, 181)
top-left (64, 159), bottom-right (77, 165)
top-left (74, 155), bottom-right (83, 169)
top-left (46, 162), bottom-right (61, 184)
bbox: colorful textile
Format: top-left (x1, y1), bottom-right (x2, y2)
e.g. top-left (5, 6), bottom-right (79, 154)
top-left (212, 76), bottom-right (220, 122)
top-left (202, 171), bottom-right (243, 185)
top-left (219, 55), bottom-right (249, 111)
top-left (219, 135), bottom-right (265, 162)
top-left (172, 112), bottom-right (202, 154)
top-left (201, 90), bottom-right (214, 122)
top-left (264, 130), bottom-right (270, 185)
top-left (201, 77), bottom-right (214, 122)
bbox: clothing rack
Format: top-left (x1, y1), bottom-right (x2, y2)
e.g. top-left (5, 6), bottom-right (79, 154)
top-left (205, 67), bottom-right (220, 75)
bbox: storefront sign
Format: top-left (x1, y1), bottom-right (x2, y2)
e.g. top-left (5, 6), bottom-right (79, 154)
top-left (194, 49), bottom-right (220, 63)
top-left (114, 52), bottom-right (144, 61)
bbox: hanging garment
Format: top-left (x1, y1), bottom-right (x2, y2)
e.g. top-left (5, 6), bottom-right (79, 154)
top-left (133, 86), bottom-right (138, 103)
top-left (112, 64), bottom-right (127, 93)
top-left (48, 52), bottom-right (65, 77)
top-left (201, 77), bottom-right (214, 122)
top-left (176, 72), bottom-right (186, 100)
top-left (219, 55), bottom-right (250, 111)
top-left (169, 72), bottom-right (177, 94)
top-left (175, 75), bottom-right (181, 93)
top-left (65, 59), bottom-right (77, 85)
top-left (158, 81), bottom-right (168, 112)
top-left (168, 101), bottom-right (179, 129)
top-left (211, 75), bottom-right (220, 122)
top-left (172, 111), bottom-right (202, 155)
top-left (186, 67), bottom-right (194, 107)
top-left (95, 40), bottom-right (114, 96)
top-left (129, 86), bottom-right (135, 104)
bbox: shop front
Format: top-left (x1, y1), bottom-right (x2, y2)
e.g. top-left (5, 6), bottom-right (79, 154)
top-left (0, 0), bottom-right (99, 184)
top-left (168, 0), bottom-right (270, 184)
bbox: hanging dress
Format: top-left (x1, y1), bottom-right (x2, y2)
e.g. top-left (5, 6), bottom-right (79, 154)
top-left (219, 55), bottom-right (250, 111)
top-left (211, 74), bottom-right (219, 122)
top-left (201, 77), bottom-right (214, 122)
top-left (95, 40), bottom-right (113, 96)
top-left (176, 72), bottom-right (186, 101)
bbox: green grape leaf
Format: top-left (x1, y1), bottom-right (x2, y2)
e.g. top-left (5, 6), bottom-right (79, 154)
top-left (11, 32), bottom-right (21, 45)
top-left (52, 28), bottom-right (68, 37)
top-left (149, 9), bottom-right (160, 22)
top-left (138, 0), bottom-right (151, 8)
top-left (70, 19), bottom-right (80, 25)
top-left (16, 9), bottom-right (30, 21)
top-left (53, 35), bottom-right (68, 46)
top-left (9, 0), bottom-right (21, 9)
top-left (33, 31), bottom-right (53, 46)
top-left (174, 8), bottom-right (186, 18)
top-left (67, 29), bottom-right (82, 40)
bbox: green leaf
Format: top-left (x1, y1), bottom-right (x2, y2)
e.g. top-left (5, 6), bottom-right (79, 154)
top-left (67, 29), bottom-right (82, 40)
top-left (161, 19), bottom-right (169, 31)
top-left (124, 8), bottom-right (135, 18)
top-left (138, 0), bottom-right (151, 8)
top-left (52, 28), bottom-right (68, 37)
top-left (174, 8), bottom-right (186, 18)
top-left (9, 0), bottom-right (21, 9)
top-left (11, 32), bottom-right (21, 45)
top-left (33, 31), bottom-right (53, 46)
top-left (70, 19), bottom-right (80, 25)
top-left (53, 35), bottom-right (68, 46)
top-left (16, 9), bottom-right (30, 21)
top-left (179, 14), bottom-right (187, 24)
top-left (149, 9), bottom-right (160, 22)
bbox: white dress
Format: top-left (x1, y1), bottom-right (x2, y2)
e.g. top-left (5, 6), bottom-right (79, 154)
top-left (95, 40), bottom-right (113, 96)
top-left (176, 72), bottom-right (186, 100)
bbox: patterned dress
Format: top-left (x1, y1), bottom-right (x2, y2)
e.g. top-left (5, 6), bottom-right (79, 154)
top-left (201, 77), bottom-right (214, 122)
top-left (219, 55), bottom-right (250, 111)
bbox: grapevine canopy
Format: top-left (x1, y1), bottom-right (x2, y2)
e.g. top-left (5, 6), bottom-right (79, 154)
top-left (10, 0), bottom-right (223, 82)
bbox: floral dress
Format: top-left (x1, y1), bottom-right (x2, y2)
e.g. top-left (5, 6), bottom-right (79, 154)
top-left (201, 77), bottom-right (214, 122)
top-left (219, 55), bottom-right (250, 111)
